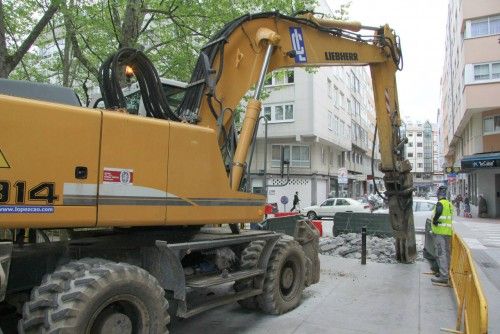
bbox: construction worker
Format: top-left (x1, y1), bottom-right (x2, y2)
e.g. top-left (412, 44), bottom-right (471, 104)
top-left (431, 185), bottom-right (454, 284)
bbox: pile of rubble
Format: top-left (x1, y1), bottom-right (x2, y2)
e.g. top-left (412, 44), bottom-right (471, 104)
top-left (319, 233), bottom-right (425, 264)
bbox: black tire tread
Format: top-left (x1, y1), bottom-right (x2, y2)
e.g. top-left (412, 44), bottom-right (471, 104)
top-left (18, 258), bottom-right (169, 334)
top-left (257, 239), bottom-right (306, 315)
top-left (234, 240), bottom-right (266, 310)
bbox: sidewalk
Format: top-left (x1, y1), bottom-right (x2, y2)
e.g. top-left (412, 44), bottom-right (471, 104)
top-left (453, 215), bottom-right (500, 333)
top-left (171, 255), bottom-right (456, 334)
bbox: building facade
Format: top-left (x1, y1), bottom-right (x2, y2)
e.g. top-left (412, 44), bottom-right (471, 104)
top-left (247, 66), bottom-right (384, 209)
top-left (402, 119), bottom-right (443, 195)
top-left (440, 0), bottom-right (500, 217)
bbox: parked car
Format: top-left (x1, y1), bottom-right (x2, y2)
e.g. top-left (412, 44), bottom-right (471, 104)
top-left (373, 199), bottom-right (436, 232)
top-left (301, 198), bottom-right (370, 220)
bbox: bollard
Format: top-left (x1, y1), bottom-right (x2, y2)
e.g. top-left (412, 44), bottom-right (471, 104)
top-left (361, 226), bottom-right (367, 265)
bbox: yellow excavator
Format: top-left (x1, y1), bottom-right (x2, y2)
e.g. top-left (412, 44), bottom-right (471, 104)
top-left (0, 11), bottom-right (415, 333)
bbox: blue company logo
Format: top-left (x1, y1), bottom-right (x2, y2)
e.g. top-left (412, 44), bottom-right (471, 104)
top-left (289, 27), bottom-right (307, 63)
top-left (0, 206), bottom-right (54, 214)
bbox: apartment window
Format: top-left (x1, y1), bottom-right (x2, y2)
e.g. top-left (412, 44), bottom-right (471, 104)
top-left (407, 133), bottom-right (413, 137)
top-left (327, 79), bottom-right (332, 98)
top-left (416, 132), bottom-right (422, 137)
top-left (483, 115), bottom-right (500, 134)
top-left (473, 62), bottom-right (500, 81)
top-left (353, 98), bottom-right (361, 117)
top-left (347, 99), bottom-right (352, 114)
top-left (334, 86), bottom-right (339, 107)
top-left (417, 143), bottom-right (422, 147)
top-left (351, 72), bottom-right (360, 93)
top-left (408, 142), bottom-right (413, 148)
top-left (417, 163), bottom-right (423, 168)
top-left (265, 70), bottom-right (294, 86)
top-left (271, 145), bottom-right (310, 168)
top-left (408, 153), bottom-right (413, 158)
top-left (263, 103), bottom-right (294, 122)
top-left (328, 111), bottom-right (332, 130)
top-left (338, 153), bottom-right (345, 167)
top-left (417, 153), bottom-right (423, 158)
top-left (470, 15), bottom-right (500, 38)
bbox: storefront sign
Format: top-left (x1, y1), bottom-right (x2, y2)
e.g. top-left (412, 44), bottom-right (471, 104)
top-left (462, 159), bottom-right (498, 170)
top-left (338, 167), bottom-right (348, 184)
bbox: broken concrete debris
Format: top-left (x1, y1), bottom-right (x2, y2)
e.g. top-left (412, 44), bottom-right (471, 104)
top-left (319, 233), bottom-right (424, 264)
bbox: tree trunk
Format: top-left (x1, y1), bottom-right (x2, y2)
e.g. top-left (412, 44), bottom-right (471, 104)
top-left (0, 0), bottom-right (10, 78)
top-left (0, 0), bottom-right (60, 78)
top-left (62, 0), bottom-right (74, 86)
top-left (120, 0), bottom-right (145, 48)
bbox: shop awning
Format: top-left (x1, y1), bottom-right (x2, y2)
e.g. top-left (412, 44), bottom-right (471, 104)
top-left (461, 152), bottom-right (500, 170)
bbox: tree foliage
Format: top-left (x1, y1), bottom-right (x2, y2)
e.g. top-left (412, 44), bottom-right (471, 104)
top-left (2, 0), bottom-right (323, 103)
top-left (0, 0), bottom-right (60, 78)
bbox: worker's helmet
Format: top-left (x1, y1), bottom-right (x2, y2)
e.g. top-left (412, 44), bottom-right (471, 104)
top-left (436, 186), bottom-right (447, 199)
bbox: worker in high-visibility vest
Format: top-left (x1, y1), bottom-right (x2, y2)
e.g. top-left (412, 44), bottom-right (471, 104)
top-left (431, 186), bottom-right (453, 284)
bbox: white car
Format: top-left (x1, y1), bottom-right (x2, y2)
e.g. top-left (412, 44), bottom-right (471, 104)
top-left (373, 199), bottom-right (436, 232)
top-left (301, 198), bottom-right (370, 220)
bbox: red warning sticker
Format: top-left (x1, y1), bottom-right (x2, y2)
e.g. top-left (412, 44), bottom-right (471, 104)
top-left (103, 168), bottom-right (134, 185)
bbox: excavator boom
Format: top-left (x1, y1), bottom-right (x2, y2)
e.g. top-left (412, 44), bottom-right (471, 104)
top-left (179, 12), bottom-right (416, 262)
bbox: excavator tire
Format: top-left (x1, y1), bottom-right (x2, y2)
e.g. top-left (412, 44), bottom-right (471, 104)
top-left (18, 259), bottom-right (169, 334)
top-left (257, 238), bottom-right (306, 315)
top-left (233, 240), bottom-right (266, 309)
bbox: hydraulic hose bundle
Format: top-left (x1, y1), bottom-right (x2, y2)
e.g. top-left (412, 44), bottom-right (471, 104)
top-left (98, 48), bottom-right (180, 121)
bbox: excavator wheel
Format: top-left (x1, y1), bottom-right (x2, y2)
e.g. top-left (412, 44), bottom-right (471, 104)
top-left (18, 259), bottom-right (169, 334)
top-left (233, 240), bottom-right (266, 309)
top-left (257, 238), bottom-right (306, 315)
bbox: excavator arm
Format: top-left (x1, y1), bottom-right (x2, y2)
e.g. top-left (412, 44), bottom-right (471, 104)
top-left (179, 12), bottom-right (415, 263)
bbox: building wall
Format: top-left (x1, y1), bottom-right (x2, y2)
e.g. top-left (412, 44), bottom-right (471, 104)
top-left (462, 0), bottom-right (500, 20)
top-left (249, 64), bottom-right (382, 208)
top-left (440, 0), bottom-right (500, 217)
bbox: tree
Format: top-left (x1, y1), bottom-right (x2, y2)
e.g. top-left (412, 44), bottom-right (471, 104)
top-left (0, 0), bottom-right (60, 78)
top-left (6, 1), bottom-right (317, 98)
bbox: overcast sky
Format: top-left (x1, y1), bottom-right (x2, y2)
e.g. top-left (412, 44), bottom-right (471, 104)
top-left (331, 0), bottom-right (449, 123)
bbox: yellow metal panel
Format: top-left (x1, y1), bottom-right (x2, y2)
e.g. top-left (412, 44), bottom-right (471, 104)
top-left (0, 94), bottom-right (101, 228)
top-left (97, 112), bottom-right (170, 226)
top-left (166, 122), bottom-right (264, 225)
top-left (0, 149), bottom-right (9, 168)
top-left (450, 234), bottom-right (488, 334)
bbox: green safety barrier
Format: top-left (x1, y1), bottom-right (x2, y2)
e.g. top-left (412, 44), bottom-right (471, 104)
top-left (333, 212), bottom-right (393, 237)
top-left (260, 214), bottom-right (304, 237)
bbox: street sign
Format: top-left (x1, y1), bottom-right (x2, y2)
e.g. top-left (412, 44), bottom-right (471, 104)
top-left (338, 167), bottom-right (348, 184)
top-left (280, 196), bottom-right (289, 205)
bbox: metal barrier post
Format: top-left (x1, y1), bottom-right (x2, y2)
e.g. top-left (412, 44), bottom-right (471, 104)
top-left (361, 226), bottom-right (366, 265)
